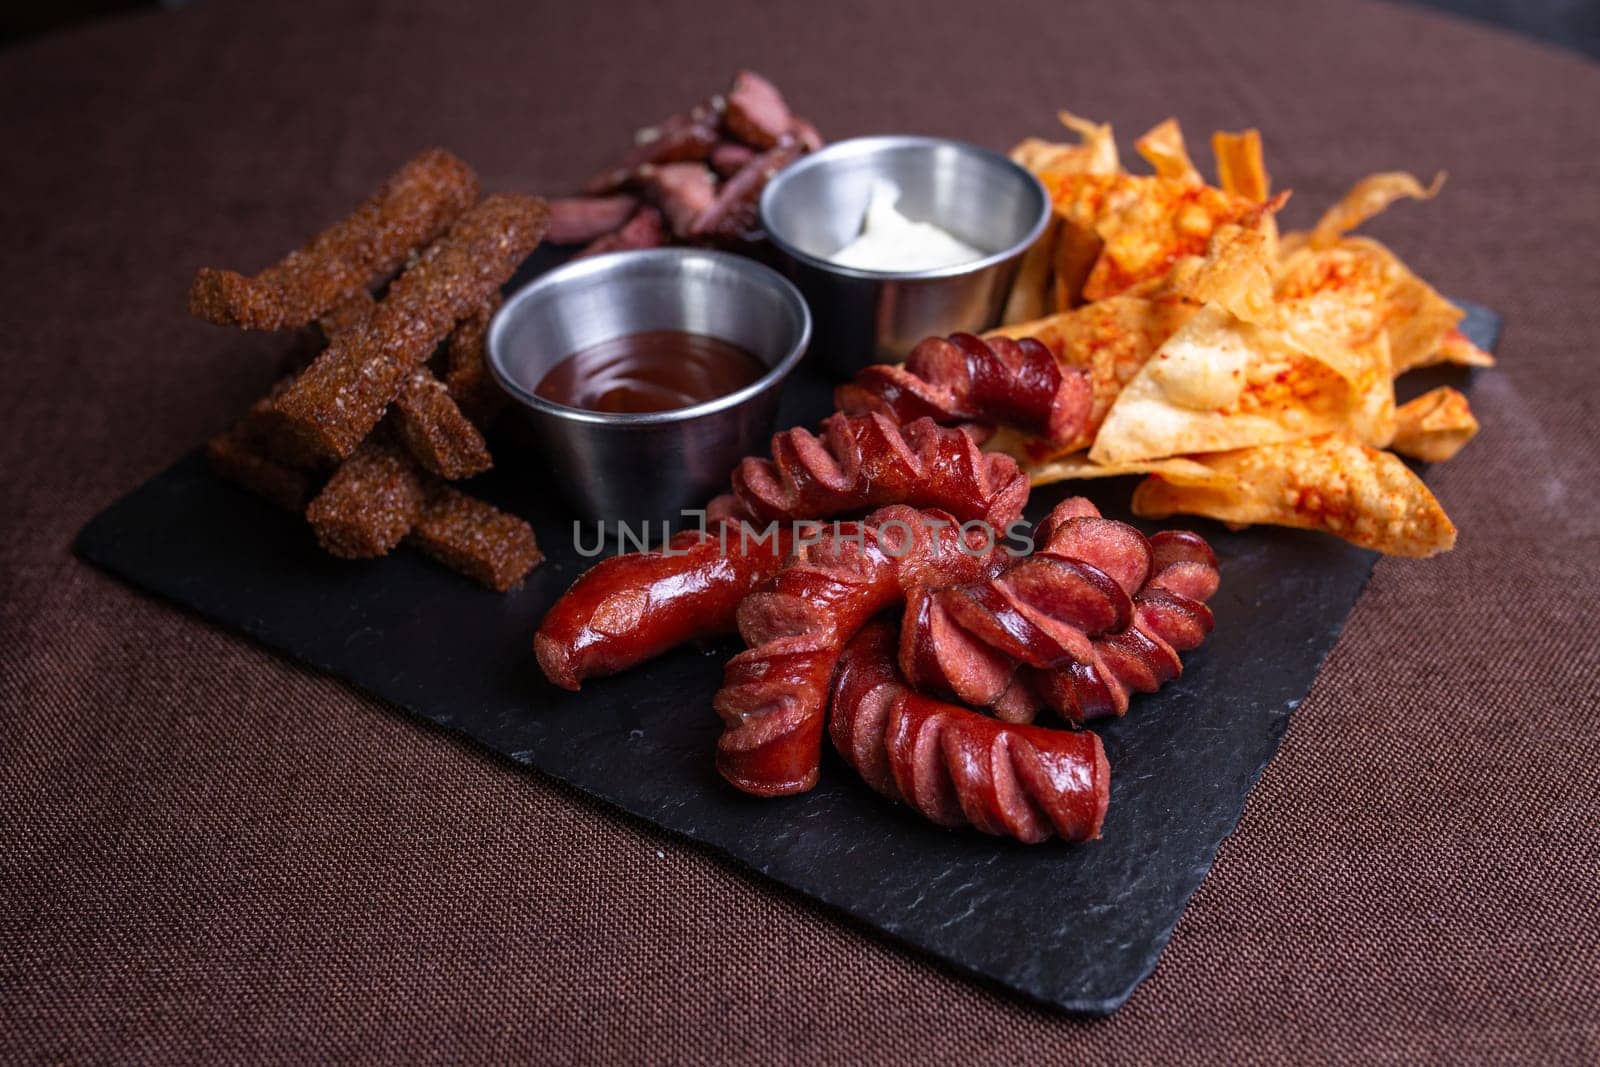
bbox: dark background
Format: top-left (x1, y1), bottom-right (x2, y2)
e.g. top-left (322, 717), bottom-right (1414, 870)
top-left (6, 0), bottom-right (1600, 58)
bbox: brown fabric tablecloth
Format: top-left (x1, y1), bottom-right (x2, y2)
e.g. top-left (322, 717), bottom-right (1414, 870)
top-left (3, 0), bottom-right (1597, 1062)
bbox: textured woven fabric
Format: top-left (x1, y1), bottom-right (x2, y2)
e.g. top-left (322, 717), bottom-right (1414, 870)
top-left (2, 0), bottom-right (1597, 1062)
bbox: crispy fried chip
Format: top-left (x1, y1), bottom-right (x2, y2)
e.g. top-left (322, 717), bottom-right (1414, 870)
top-left (1001, 215), bottom-right (1061, 326)
top-left (1080, 176), bottom-right (1261, 301)
top-left (1134, 118), bottom-right (1202, 184)
top-left (1019, 116), bottom-right (1263, 305)
top-left (1023, 451), bottom-right (1229, 488)
top-left (1391, 386), bottom-right (1479, 462)
top-left (1007, 112), bottom-right (1123, 317)
top-left (1088, 305), bottom-right (1356, 465)
top-left (1277, 234), bottom-right (1473, 376)
top-left (1035, 173), bottom-right (1124, 309)
top-left (1213, 129), bottom-right (1270, 202)
top-left (1009, 110), bottom-right (1121, 179)
top-left (1301, 171), bottom-right (1444, 252)
top-left (990, 293), bottom-right (1194, 453)
top-left (1277, 171), bottom-right (1488, 375)
top-left (1341, 332), bottom-right (1397, 449)
top-left (996, 208), bottom-right (1290, 461)
top-left (1437, 327), bottom-right (1496, 368)
top-left (1269, 281), bottom-right (1398, 447)
top-left (1051, 211), bottom-right (1105, 312)
top-left (1163, 209), bottom-right (1282, 323)
top-left (1001, 112), bottom-right (1487, 556)
top-left (1130, 433), bottom-right (1457, 557)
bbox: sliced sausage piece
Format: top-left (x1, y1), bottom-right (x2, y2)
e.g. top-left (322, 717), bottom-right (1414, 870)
top-left (690, 143), bottom-right (801, 242)
top-left (1039, 516), bottom-right (1153, 597)
top-left (838, 333), bottom-right (1095, 449)
top-left (636, 162), bottom-right (718, 238)
top-left (831, 620), bottom-right (1110, 844)
top-left (575, 205), bottom-right (667, 258)
top-left (583, 111), bottom-right (719, 195)
top-left (894, 497), bottom-right (1221, 726)
top-left (709, 141), bottom-right (757, 178)
top-left (723, 70), bottom-right (793, 149)
top-left (727, 413), bottom-right (1030, 529)
top-left (545, 195), bottom-right (640, 245)
top-left (713, 507), bottom-right (1000, 797)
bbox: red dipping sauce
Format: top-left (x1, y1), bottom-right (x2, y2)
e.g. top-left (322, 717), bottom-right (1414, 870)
top-left (534, 330), bottom-right (767, 414)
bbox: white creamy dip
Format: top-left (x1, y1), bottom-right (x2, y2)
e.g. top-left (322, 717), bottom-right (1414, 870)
top-left (828, 181), bottom-right (985, 272)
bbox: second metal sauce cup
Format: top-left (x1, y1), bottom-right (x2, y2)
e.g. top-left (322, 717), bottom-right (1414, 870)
top-left (759, 135), bottom-right (1050, 376)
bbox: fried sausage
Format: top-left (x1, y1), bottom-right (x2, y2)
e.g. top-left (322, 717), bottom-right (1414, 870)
top-left (719, 413), bottom-right (1030, 529)
top-left (636, 162), bottom-right (718, 238)
top-left (723, 71), bottom-right (793, 149)
top-left (836, 333), bottom-right (1094, 449)
top-left (897, 499), bottom-right (1218, 724)
top-left (709, 142), bottom-right (757, 178)
top-left (1029, 528), bottom-right (1218, 722)
top-left (831, 619), bottom-right (1110, 843)
top-left (689, 143), bottom-right (800, 242)
top-left (536, 517), bottom-right (797, 691)
top-left (582, 106), bottom-right (721, 195)
top-left (713, 507), bottom-right (1001, 797)
top-left (575, 205), bottom-right (667, 259)
top-left (545, 195), bottom-right (641, 245)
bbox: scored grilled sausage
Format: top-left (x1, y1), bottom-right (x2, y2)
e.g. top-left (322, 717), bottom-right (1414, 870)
top-left (898, 498), bottom-right (1219, 724)
top-left (899, 552), bottom-right (1130, 720)
top-left (831, 619), bottom-right (1110, 844)
top-left (713, 506), bottom-right (1003, 797)
top-left (1030, 528), bottom-right (1218, 722)
top-left (715, 413), bottom-right (1030, 529)
top-left (536, 517), bottom-right (796, 691)
top-left (836, 333), bottom-right (1094, 449)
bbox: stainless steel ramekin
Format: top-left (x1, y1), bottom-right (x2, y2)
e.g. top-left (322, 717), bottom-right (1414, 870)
top-left (487, 248), bottom-right (811, 526)
top-left (759, 135), bottom-right (1050, 376)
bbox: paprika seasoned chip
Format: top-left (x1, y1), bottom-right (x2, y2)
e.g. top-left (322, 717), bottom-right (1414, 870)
top-left (999, 109), bottom-right (1492, 555)
top-left (1005, 111), bottom-right (1122, 319)
top-left (1133, 118), bottom-right (1202, 184)
top-left (1130, 433), bottom-right (1457, 558)
top-left (1277, 171), bottom-right (1491, 375)
top-left (1213, 129), bottom-right (1270, 203)
top-left (1080, 173), bottom-right (1261, 302)
top-left (1025, 451), bottom-right (1228, 489)
top-left (1088, 305), bottom-right (1356, 465)
top-left (1161, 212), bottom-right (1281, 324)
top-left (991, 294), bottom-right (1194, 454)
top-left (1009, 110), bottom-right (1121, 181)
top-left (1391, 386), bottom-right (1479, 462)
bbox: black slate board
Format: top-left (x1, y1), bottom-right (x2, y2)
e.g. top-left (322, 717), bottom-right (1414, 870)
top-left (73, 267), bottom-right (1500, 1013)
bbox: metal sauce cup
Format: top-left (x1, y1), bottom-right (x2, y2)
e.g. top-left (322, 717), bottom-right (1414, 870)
top-left (487, 249), bottom-right (811, 526)
top-left (759, 135), bottom-right (1050, 376)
